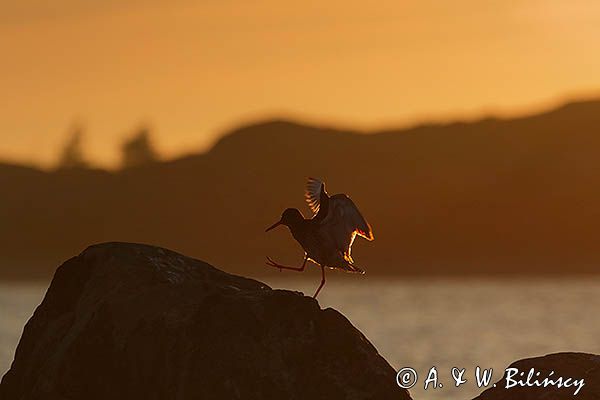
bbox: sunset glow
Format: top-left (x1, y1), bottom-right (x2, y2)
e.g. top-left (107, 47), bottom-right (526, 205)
top-left (2, 0), bottom-right (600, 167)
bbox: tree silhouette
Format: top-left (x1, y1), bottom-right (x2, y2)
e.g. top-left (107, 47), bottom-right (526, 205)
top-left (57, 126), bottom-right (89, 169)
top-left (121, 126), bottom-right (158, 168)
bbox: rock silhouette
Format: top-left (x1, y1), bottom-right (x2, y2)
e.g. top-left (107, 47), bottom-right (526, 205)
top-left (0, 242), bottom-right (410, 400)
top-left (473, 353), bottom-right (600, 400)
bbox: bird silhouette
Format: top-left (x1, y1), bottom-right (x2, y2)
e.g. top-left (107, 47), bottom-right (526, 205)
top-left (265, 178), bottom-right (374, 298)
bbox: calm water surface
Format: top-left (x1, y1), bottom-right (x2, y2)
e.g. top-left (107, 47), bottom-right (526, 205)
top-left (2, 277), bottom-right (599, 400)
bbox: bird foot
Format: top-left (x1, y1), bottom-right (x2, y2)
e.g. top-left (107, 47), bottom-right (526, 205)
top-left (265, 256), bottom-right (305, 272)
top-left (265, 256), bottom-right (283, 271)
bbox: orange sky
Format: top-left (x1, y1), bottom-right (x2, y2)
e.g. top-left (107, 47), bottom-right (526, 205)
top-left (1, 0), bottom-right (600, 168)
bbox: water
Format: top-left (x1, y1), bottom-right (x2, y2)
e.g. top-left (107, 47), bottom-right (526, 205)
top-left (1, 278), bottom-right (599, 400)
top-left (0, 282), bottom-right (47, 378)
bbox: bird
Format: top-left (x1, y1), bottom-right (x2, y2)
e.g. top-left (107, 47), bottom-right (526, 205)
top-left (265, 177), bottom-right (374, 298)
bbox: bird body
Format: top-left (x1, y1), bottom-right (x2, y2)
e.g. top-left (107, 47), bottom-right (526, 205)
top-left (283, 213), bottom-right (339, 270)
top-left (265, 178), bottom-right (374, 297)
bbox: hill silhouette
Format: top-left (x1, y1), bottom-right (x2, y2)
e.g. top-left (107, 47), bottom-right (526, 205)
top-left (2, 99), bottom-right (600, 279)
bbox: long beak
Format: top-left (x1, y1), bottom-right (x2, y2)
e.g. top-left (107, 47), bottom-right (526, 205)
top-left (265, 220), bottom-right (282, 232)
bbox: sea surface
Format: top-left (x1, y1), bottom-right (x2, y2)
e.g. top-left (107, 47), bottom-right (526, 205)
top-left (1, 277), bottom-right (599, 400)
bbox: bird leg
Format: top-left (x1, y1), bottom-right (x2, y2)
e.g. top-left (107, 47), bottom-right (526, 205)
top-left (265, 256), bottom-right (307, 272)
top-left (313, 265), bottom-right (326, 299)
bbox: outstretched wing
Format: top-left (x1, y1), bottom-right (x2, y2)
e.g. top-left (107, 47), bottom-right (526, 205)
top-left (305, 178), bottom-right (374, 262)
top-left (305, 177), bottom-right (325, 215)
top-left (326, 193), bottom-right (374, 244)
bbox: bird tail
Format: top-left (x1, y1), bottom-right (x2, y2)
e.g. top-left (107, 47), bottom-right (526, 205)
top-left (340, 261), bottom-right (365, 274)
top-left (335, 252), bottom-right (364, 274)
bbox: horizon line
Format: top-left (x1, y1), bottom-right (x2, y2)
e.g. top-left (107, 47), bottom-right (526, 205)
top-left (2, 90), bottom-right (599, 172)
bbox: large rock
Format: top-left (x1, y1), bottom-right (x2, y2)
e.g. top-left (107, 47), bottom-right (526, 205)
top-left (473, 352), bottom-right (600, 400)
top-left (1, 242), bottom-right (409, 400)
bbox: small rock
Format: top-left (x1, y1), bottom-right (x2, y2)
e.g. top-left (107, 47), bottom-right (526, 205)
top-left (473, 352), bottom-right (600, 400)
